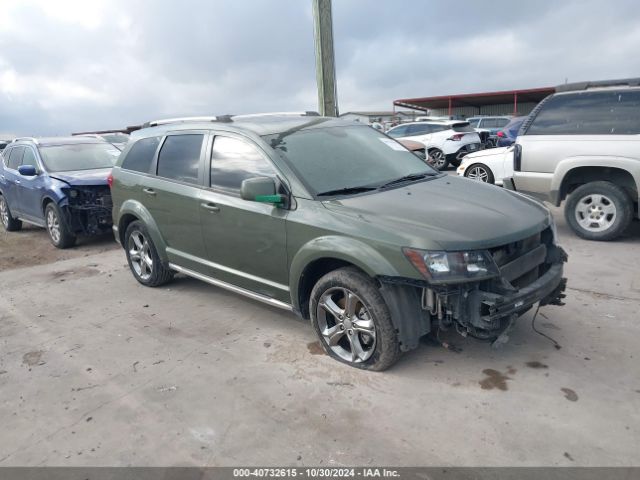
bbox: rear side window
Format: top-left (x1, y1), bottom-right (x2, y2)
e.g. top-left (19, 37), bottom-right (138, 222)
top-left (527, 90), bottom-right (640, 135)
top-left (156, 134), bottom-right (204, 184)
top-left (406, 124), bottom-right (430, 135)
top-left (7, 147), bottom-right (24, 170)
top-left (210, 136), bottom-right (276, 194)
top-left (122, 136), bottom-right (161, 173)
top-left (387, 125), bottom-right (408, 138)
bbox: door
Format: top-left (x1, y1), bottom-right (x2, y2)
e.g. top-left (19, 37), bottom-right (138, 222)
top-left (199, 134), bottom-right (289, 302)
top-left (16, 146), bottom-right (47, 223)
top-left (1, 146), bottom-right (25, 216)
top-left (404, 123), bottom-right (432, 144)
top-left (143, 132), bottom-right (208, 271)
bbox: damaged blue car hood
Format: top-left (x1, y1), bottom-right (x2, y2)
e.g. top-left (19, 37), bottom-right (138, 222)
top-left (49, 168), bottom-right (112, 186)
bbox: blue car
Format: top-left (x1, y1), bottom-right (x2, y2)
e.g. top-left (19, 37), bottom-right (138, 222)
top-left (496, 116), bottom-right (526, 147)
top-left (0, 137), bottom-right (120, 248)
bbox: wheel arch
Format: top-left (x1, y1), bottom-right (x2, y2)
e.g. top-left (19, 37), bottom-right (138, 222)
top-left (117, 199), bottom-right (169, 263)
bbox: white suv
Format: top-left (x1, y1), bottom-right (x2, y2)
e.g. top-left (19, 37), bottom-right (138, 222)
top-left (386, 120), bottom-right (482, 170)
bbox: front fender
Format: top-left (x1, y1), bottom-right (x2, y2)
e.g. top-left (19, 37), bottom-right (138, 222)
top-left (117, 199), bottom-right (169, 263)
top-left (551, 156), bottom-right (640, 205)
top-left (289, 235), bottom-right (401, 312)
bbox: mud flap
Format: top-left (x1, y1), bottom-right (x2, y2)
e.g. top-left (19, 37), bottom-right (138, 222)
top-left (379, 283), bottom-right (431, 352)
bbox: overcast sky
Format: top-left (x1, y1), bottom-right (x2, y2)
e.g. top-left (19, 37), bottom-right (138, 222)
top-left (1, 0), bottom-right (639, 136)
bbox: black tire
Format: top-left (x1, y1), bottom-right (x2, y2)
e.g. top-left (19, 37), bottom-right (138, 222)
top-left (464, 163), bottom-right (495, 184)
top-left (45, 203), bottom-right (76, 249)
top-left (309, 267), bottom-right (401, 371)
top-left (565, 181), bottom-right (633, 241)
top-left (0, 194), bottom-right (22, 232)
top-left (124, 220), bottom-right (173, 287)
top-left (428, 149), bottom-right (449, 170)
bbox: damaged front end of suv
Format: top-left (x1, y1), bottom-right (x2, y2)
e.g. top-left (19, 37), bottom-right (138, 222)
top-left (60, 185), bottom-right (113, 236)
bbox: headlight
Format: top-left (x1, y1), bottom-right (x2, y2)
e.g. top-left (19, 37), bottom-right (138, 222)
top-left (403, 248), bottom-right (500, 284)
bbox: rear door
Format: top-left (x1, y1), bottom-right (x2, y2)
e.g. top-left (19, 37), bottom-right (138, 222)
top-left (199, 133), bottom-right (289, 302)
top-left (16, 146), bottom-right (47, 222)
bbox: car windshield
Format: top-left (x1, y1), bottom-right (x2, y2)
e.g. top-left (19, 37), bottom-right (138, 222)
top-left (468, 118), bottom-right (480, 127)
top-left (264, 125), bottom-right (438, 196)
top-left (39, 143), bottom-right (121, 172)
top-left (101, 134), bottom-right (129, 144)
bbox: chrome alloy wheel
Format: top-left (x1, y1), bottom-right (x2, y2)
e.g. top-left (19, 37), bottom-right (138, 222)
top-left (316, 287), bottom-right (377, 363)
top-left (575, 193), bottom-right (617, 232)
top-left (128, 230), bottom-right (153, 280)
top-left (46, 208), bottom-right (61, 243)
top-left (0, 197), bottom-right (8, 228)
top-left (467, 165), bottom-right (490, 182)
top-left (431, 150), bottom-right (446, 169)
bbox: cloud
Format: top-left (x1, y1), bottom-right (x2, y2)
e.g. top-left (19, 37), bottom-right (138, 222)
top-left (0, 0), bottom-right (639, 136)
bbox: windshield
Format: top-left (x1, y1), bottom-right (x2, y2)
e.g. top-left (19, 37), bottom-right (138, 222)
top-left (467, 118), bottom-right (480, 127)
top-left (39, 143), bottom-right (121, 172)
top-left (264, 125), bottom-right (438, 196)
top-left (101, 133), bottom-right (129, 144)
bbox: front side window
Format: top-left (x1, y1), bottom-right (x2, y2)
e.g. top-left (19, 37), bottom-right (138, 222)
top-left (527, 90), bottom-right (640, 135)
top-left (264, 125), bottom-right (438, 196)
top-left (122, 136), bottom-right (161, 173)
top-left (39, 143), bottom-right (120, 172)
top-left (210, 136), bottom-right (276, 194)
top-left (7, 147), bottom-right (25, 170)
top-left (22, 147), bottom-right (37, 166)
top-left (156, 134), bottom-right (204, 184)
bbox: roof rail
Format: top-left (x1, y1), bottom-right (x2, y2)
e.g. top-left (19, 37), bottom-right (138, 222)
top-left (556, 77), bottom-right (640, 93)
top-left (232, 111), bottom-right (320, 120)
top-left (142, 115), bottom-right (234, 128)
top-left (13, 137), bottom-right (38, 144)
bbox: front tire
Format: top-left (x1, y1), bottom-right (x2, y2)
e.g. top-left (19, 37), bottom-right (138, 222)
top-left (465, 163), bottom-right (495, 184)
top-left (310, 267), bottom-right (401, 371)
top-left (45, 203), bottom-right (76, 249)
top-left (565, 181), bottom-right (633, 241)
top-left (0, 195), bottom-right (22, 232)
top-left (428, 149), bottom-right (449, 170)
top-left (124, 220), bottom-right (174, 287)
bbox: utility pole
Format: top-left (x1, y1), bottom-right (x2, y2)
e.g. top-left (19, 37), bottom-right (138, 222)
top-left (312, 0), bottom-right (338, 117)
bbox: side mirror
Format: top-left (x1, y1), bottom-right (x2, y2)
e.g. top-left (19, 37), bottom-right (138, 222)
top-left (240, 177), bottom-right (283, 204)
top-left (18, 165), bottom-right (38, 176)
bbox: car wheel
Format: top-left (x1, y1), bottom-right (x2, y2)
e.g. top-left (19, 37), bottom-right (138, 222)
top-left (464, 163), bottom-right (495, 184)
top-left (45, 203), bottom-right (76, 249)
top-left (429, 149), bottom-right (449, 170)
top-left (124, 220), bottom-right (174, 287)
top-left (565, 181), bottom-right (633, 241)
top-left (310, 267), bottom-right (401, 371)
top-left (0, 194), bottom-right (22, 232)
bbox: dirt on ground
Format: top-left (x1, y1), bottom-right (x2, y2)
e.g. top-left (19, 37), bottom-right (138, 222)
top-left (0, 224), bottom-right (118, 271)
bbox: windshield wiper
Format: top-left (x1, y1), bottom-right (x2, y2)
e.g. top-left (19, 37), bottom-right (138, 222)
top-left (379, 172), bottom-right (434, 189)
top-left (316, 186), bottom-right (379, 197)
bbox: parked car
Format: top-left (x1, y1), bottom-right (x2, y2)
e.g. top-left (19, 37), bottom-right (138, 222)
top-left (505, 78), bottom-right (640, 241)
top-left (110, 113), bottom-right (567, 371)
top-left (457, 146), bottom-right (514, 185)
top-left (496, 117), bottom-right (526, 147)
top-left (386, 120), bottom-right (482, 170)
top-left (468, 116), bottom-right (512, 147)
top-left (76, 132), bottom-right (130, 150)
top-left (0, 137), bottom-right (120, 248)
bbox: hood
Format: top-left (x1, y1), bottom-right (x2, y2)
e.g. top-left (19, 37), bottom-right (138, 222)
top-left (463, 146), bottom-right (512, 162)
top-left (49, 168), bottom-right (112, 186)
top-left (322, 175), bottom-right (550, 251)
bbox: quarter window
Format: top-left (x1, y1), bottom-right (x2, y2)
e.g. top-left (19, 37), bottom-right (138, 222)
top-left (386, 125), bottom-right (408, 138)
top-left (122, 136), bottom-right (161, 173)
top-left (156, 134), bottom-right (203, 184)
top-left (7, 147), bottom-right (24, 170)
top-left (210, 136), bottom-right (276, 194)
top-left (527, 90), bottom-right (640, 135)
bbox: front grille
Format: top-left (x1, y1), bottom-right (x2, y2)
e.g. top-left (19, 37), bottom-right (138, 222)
top-left (490, 228), bottom-right (551, 289)
top-left (68, 186), bottom-right (112, 210)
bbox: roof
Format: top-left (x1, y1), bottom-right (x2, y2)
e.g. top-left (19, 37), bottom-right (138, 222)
top-left (394, 87), bottom-right (555, 111)
top-left (132, 114), bottom-right (356, 139)
top-left (340, 111), bottom-right (413, 117)
top-left (13, 136), bottom-right (109, 147)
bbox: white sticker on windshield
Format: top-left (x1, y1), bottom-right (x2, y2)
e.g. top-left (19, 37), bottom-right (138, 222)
top-left (379, 138), bottom-right (407, 151)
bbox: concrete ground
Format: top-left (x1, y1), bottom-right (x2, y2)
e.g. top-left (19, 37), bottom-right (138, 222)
top-left (0, 207), bottom-right (638, 467)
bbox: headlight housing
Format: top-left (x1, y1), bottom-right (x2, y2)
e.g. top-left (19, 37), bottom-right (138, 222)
top-left (403, 248), bottom-right (500, 284)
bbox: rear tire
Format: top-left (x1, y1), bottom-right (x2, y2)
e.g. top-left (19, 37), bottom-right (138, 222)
top-left (565, 181), bottom-right (633, 241)
top-left (45, 203), bottom-right (76, 249)
top-left (429, 149), bottom-right (449, 170)
top-left (464, 163), bottom-right (495, 184)
top-left (124, 220), bottom-right (174, 287)
top-left (310, 267), bottom-right (401, 371)
top-left (0, 194), bottom-right (22, 232)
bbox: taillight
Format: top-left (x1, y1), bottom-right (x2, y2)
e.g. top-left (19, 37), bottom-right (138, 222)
top-left (107, 172), bottom-right (114, 189)
top-left (447, 133), bottom-right (465, 141)
top-left (497, 131), bottom-right (505, 138)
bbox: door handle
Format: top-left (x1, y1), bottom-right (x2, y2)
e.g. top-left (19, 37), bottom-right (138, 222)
top-left (143, 188), bottom-right (156, 196)
top-left (200, 202), bottom-right (220, 213)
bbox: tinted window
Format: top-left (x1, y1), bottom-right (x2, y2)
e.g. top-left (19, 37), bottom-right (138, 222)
top-left (7, 147), bottom-right (24, 170)
top-left (210, 136), bottom-right (276, 194)
top-left (264, 125), bottom-right (437, 196)
top-left (527, 90), bottom-right (640, 135)
top-left (156, 134), bottom-right (203, 184)
top-left (40, 144), bottom-right (120, 172)
top-left (22, 147), bottom-right (37, 166)
top-left (451, 123), bottom-right (475, 133)
top-left (494, 118), bottom-right (510, 128)
top-left (386, 125), bottom-right (408, 137)
top-left (122, 136), bottom-right (161, 173)
top-left (406, 124), bottom-right (431, 135)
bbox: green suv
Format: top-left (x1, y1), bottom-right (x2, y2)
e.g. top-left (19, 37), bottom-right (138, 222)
top-left (110, 113), bottom-right (567, 370)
